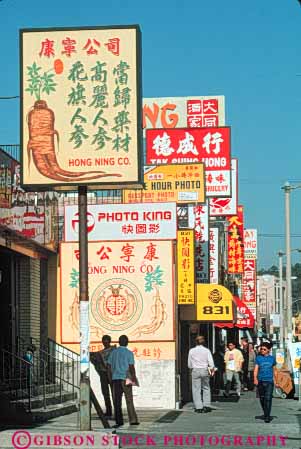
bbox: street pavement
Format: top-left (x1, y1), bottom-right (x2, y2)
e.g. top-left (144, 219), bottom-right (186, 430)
top-left (0, 391), bottom-right (300, 449)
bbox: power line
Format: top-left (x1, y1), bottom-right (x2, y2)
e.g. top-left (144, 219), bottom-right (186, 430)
top-left (0, 96), bottom-right (19, 99)
top-left (258, 233), bottom-right (301, 237)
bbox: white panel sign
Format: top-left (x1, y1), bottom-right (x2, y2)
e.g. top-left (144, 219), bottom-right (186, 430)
top-left (287, 342), bottom-right (301, 386)
top-left (244, 228), bottom-right (257, 259)
top-left (143, 96), bottom-right (225, 136)
top-left (64, 203), bottom-right (177, 241)
top-left (194, 202), bottom-right (209, 283)
top-left (209, 228), bottom-right (219, 284)
top-left (209, 158), bottom-right (238, 216)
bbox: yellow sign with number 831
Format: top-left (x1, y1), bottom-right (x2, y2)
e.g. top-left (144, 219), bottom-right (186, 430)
top-left (196, 284), bottom-right (233, 321)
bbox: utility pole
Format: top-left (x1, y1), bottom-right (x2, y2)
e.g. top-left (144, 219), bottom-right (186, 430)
top-left (78, 185), bottom-right (91, 430)
top-left (283, 182), bottom-right (292, 343)
top-left (278, 251), bottom-right (284, 348)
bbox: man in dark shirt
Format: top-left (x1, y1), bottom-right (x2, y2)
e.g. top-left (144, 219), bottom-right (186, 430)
top-left (240, 337), bottom-right (249, 391)
top-left (91, 335), bottom-right (115, 418)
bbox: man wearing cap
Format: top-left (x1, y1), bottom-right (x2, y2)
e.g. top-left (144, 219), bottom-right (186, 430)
top-left (188, 335), bottom-right (215, 413)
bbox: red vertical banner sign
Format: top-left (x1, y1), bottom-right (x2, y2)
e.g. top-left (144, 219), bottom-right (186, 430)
top-left (242, 259), bottom-right (257, 319)
top-left (227, 205), bottom-right (244, 274)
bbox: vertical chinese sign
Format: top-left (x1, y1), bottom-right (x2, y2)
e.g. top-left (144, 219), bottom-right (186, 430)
top-left (227, 205), bottom-right (244, 274)
top-left (242, 260), bottom-right (257, 318)
top-left (209, 228), bottom-right (219, 284)
top-left (242, 228), bottom-right (257, 319)
top-left (177, 230), bottom-right (195, 304)
top-left (20, 26), bottom-right (142, 189)
top-left (194, 203), bottom-right (209, 283)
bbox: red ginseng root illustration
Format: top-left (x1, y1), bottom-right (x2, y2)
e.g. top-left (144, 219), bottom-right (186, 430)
top-left (26, 60), bottom-right (122, 182)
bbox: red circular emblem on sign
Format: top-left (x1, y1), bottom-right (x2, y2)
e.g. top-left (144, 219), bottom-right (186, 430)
top-left (105, 294), bottom-right (127, 316)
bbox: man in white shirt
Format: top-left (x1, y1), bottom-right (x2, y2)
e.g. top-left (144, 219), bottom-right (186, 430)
top-left (188, 335), bottom-right (215, 413)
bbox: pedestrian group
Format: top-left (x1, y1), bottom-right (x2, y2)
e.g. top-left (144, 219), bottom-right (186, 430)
top-left (91, 334), bottom-right (139, 429)
top-left (188, 336), bottom-right (278, 423)
top-left (91, 333), bottom-right (279, 427)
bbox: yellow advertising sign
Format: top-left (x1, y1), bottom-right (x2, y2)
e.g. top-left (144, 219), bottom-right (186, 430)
top-left (177, 230), bottom-right (195, 304)
top-left (60, 240), bottom-right (175, 343)
top-left (123, 163), bottom-right (205, 204)
top-left (21, 26), bottom-right (142, 190)
top-left (196, 284), bottom-right (233, 321)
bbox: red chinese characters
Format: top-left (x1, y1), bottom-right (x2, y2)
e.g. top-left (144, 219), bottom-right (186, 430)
top-left (227, 205), bottom-right (244, 274)
top-left (38, 36), bottom-right (121, 58)
top-left (62, 37), bottom-right (77, 57)
top-left (105, 38), bottom-right (120, 56)
top-left (132, 346), bottom-right (162, 359)
top-left (39, 39), bottom-right (55, 57)
top-left (83, 38), bottom-right (101, 55)
top-left (187, 99), bottom-right (219, 128)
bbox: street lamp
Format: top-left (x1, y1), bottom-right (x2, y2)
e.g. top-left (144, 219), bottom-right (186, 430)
top-left (281, 181), bottom-right (301, 342)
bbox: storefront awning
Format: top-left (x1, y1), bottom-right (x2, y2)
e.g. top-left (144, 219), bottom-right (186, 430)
top-left (214, 295), bottom-right (255, 329)
top-left (0, 223), bottom-right (56, 259)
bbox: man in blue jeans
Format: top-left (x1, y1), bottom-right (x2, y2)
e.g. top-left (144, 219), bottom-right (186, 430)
top-left (107, 335), bottom-right (139, 428)
top-left (254, 342), bottom-right (279, 423)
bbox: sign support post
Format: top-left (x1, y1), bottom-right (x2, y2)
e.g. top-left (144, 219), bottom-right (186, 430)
top-left (78, 185), bottom-right (91, 430)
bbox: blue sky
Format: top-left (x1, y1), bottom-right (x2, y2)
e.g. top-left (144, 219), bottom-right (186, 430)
top-left (0, 0), bottom-right (301, 269)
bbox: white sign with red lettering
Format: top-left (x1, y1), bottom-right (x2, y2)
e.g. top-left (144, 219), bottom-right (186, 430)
top-left (194, 203), bottom-right (209, 283)
top-left (242, 259), bottom-right (257, 309)
top-left (143, 96), bottom-right (225, 136)
top-left (244, 229), bottom-right (257, 260)
top-left (210, 159), bottom-right (238, 216)
top-left (209, 228), bottom-right (219, 284)
top-left (146, 127), bottom-right (231, 197)
top-left (64, 203), bottom-right (177, 241)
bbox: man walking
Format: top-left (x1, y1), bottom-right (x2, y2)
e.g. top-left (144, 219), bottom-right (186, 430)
top-left (240, 337), bottom-right (249, 391)
top-left (91, 335), bottom-right (115, 418)
top-left (188, 335), bottom-right (215, 413)
top-left (107, 335), bottom-right (139, 428)
top-left (224, 341), bottom-right (244, 398)
top-left (254, 342), bottom-right (278, 423)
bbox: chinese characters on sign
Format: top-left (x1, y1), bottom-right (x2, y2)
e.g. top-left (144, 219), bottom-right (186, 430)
top-left (123, 163), bottom-right (205, 204)
top-left (142, 96), bottom-right (225, 136)
top-left (210, 159), bottom-right (238, 216)
top-left (177, 230), bottom-right (195, 304)
top-left (244, 229), bottom-right (257, 260)
top-left (21, 26), bottom-right (142, 188)
top-left (186, 98), bottom-right (220, 128)
top-left (60, 240), bottom-right (174, 343)
top-left (90, 341), bottom-right (176, 360)
top-left (231, 296), bottom-right (255, 329)
top-left (194, 203), bottom-right (209, 283)
top-left (146, 127), bottom-right (231, 196)
top-left (209, 228), bottom-right (219, 284)
top-left (242, 259), bottom-right (257, 313)
top-left (227, 205), bottom-right (244, 274)
top-left (64, 203), bottom-right (177, 241)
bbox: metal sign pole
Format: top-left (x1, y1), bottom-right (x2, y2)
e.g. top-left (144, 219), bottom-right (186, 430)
top-left (78, 185), bottom-right (91, 430)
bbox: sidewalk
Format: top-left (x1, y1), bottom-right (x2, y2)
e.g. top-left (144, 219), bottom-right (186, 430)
top-left (0, 391), bottom-right (300, 448)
